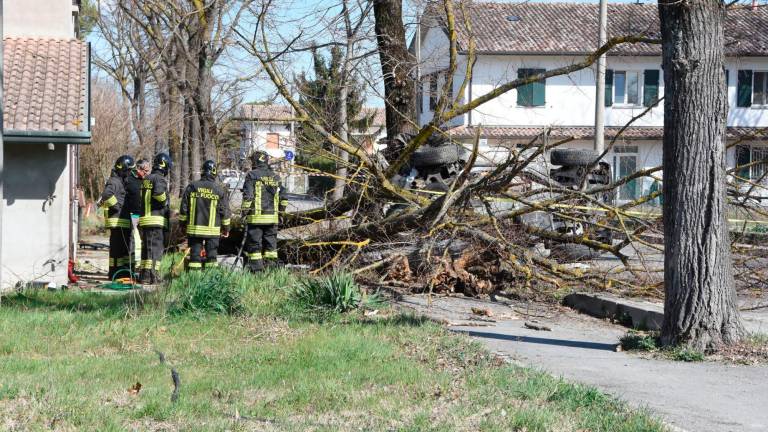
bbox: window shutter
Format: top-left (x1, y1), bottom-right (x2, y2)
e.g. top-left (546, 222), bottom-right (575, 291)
top-left (605, 69), bottom-right (614, 107)
top-left (736, 145), bottom-right (751, 180)
top-left (643, 69), bottom-right (660, 107)
top-left (517, 68), bottom-right (546, 107)
top-left (737, 70), bottom-right (753, 108)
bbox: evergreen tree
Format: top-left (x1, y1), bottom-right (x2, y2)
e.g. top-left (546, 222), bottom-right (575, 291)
top-left (296, 46), bottom-right (371, 168)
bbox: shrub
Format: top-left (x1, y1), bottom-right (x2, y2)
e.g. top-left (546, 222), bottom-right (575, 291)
top-left (292, 272), bottom-right (377, 313)
top-left (167, 268), bottom-right (246, 315)
top-left (619, 330), bottom-right (659, 352)
top-left (668, 348), bottom-right (704, 362)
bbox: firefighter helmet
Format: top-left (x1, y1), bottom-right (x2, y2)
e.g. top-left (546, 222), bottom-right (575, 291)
top-left (251, 150), bottom-right (269, 167)
top-left (153, 152), bottom-right (172, 175)
top-left (202, 160), bottom-right (217, 177)
top-left (114, 155), bottom-right (135, 177)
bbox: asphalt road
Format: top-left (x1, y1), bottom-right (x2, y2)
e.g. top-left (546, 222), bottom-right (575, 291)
top-left (399, 295), bottom-right (768, 432)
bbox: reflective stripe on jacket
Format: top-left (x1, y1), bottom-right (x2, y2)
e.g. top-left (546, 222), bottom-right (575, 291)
top-left (139, 172), bottom-right (170, 228)
top-left (100, 173), bottom-right (130, 229)
top-left (241, 167), bottom-right (285, 225)
top-left (180, 176), bottom-right (231, 238)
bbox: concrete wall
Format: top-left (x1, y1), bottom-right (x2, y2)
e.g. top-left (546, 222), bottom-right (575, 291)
top-left (241, 121), bottom-right (305, 193)
top-left (241, 121), bottom-right (294, 157)
top-left (2, 143), bottom-right (71, 288)
top-left (4, 0), bottom-right (77, 38)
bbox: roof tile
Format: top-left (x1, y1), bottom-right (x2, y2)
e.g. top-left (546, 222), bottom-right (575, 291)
top-left (3, 37), bottom-right (88, 132)
top-left (424, 2), bottom-right (768, 56)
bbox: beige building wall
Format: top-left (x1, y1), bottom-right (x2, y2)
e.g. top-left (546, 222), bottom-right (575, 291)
top-left (3, 0), bottom-right (77, 38)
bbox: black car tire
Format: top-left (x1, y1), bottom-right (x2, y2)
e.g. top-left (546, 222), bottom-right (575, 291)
top-left (411, 144), bottom-right (468, 167)
top-left (550, 149), bottom-right (599, 167)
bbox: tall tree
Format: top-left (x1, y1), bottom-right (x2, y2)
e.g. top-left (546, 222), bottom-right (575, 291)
top-left (373, 0), bottom-right (416, 161)
top-left (296, 48), bottom-right (367, 150)
top-left (296, 46), bottom-right (369, 198)
top-left (659, 0), bottom-right (745, 349)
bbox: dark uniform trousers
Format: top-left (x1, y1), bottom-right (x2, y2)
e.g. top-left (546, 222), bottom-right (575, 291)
top-left (140, 227), bottom-right (165, 276)
top-left (109, 227), bottom-right (132, 279)
top-left (246, 224), bottom-right (278, 272)
top-left (188, 237), bottom-right (220, 270)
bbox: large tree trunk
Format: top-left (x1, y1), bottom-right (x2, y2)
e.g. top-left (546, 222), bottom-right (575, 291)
top-left (168, 83), bottom-right (183, 196)
top-left (659, 0), bottom-right (745, 350)
top-left (373, 0), bottom-right (416, 161)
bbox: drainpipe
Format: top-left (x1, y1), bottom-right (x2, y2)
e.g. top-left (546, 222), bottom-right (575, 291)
top-left (594, 0), bottom-right (607, 154)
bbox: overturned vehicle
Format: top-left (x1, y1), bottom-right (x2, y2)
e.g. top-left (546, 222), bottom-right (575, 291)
top-left (388, 133), bottom-right (615, 262)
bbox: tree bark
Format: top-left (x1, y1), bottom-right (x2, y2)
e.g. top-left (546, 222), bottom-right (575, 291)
top-left (168, 82), bottom-right (183, 196)
top-left (373, 0), bottom-right (416, 161)
top-left (659, 0), bottom-right (745, 350)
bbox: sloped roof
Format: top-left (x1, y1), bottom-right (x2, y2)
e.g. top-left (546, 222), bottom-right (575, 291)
top-left (447, 125), bottom-right (768, 141)
top-left (422, 2), bottom-right (768, 56)
top-left (240, 104), bottom-right (295, 121)
top-left (3, 37), bottom-right (89, 133)
top-left (358, 107), bottom-right (385, 127)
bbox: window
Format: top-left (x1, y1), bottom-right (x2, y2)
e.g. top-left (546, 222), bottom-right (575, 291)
top-left (266, 133), bottom-right (279, 149)
top-left (613, 71), bottom-right (641, 105)
top-left (517, 68), bottom-right (546, 107)
top-left (613, 146), bottom-right (639, 200)
top-left (736, 145), bottom-right (768, 180)
top-left (754, 72), bottom-right (768, 106)
top-left (429, 75), bottom-right (438, 111)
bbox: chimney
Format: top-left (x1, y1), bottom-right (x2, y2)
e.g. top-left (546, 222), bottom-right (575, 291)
top-left (754, 0), bottom-right (758, 11)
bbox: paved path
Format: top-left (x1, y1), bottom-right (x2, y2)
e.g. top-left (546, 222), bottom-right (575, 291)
top-left (398, 295), bottom-right (768, 432)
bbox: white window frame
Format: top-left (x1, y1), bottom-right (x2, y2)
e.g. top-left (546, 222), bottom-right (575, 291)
top-left (613, 70), bottom-right (644, 107)
top-left (738, 145), bottom-right (768, 181)
top-left (612, 145), bottom-right (640, 201)
top-left (753, 71), bottom-right (768, 107)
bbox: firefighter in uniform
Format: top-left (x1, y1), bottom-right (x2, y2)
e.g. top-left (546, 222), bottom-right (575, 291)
top-left (180, 160), bottom-right (231, 270)
top-left (99, 155), bottom-right (135, 279)
top-left (242, 151), bottom-right (287, 272)
top-left (139, 153), bottom-right (172, 284)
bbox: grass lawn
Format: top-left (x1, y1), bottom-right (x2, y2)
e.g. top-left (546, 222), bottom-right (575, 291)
top-left (0, 268), bottom-right (665, 431)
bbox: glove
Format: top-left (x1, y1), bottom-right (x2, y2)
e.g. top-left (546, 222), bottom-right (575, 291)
top-left (221, 227), bottom-right (230, 238)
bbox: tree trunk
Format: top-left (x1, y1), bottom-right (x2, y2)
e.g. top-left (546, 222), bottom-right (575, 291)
top-left (196, 57), bottom-right (216, 162)
top-left (168, 83), bottom-right (183, 196)
top-left (658, 0), bottom-right (745, 350)
top-left (181, 100), bottom-right (192, 192)
top-left (373, 0), bottom-right (416, 161)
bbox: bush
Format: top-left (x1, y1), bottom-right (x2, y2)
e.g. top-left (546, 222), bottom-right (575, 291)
top-left (292, 272), bottom-right (378, 313)
top-left (668, 348), bottom-right (704, 362)
top-left (619, 330), bottom-right (659, 352)
top-left (167, 268), bottom-right (246, 315)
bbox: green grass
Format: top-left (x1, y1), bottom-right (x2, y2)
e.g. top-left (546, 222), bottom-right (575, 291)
top-left (620, 330), bottom-right (704, 362)
top-left (0, 270), bottom-right (666, 431)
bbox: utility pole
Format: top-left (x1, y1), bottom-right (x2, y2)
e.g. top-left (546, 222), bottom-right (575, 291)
top-left (594, 0), bottom-right (607, 153)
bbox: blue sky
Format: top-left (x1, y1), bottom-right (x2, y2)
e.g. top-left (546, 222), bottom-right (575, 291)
top-left (88, 0), bottom-right (654, 109)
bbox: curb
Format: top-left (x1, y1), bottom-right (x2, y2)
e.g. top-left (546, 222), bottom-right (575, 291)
top-left (563, 292), bottom-right (664, 331)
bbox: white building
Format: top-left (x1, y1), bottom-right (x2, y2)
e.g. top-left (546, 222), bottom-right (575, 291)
top-left (353, 107), bottom-right (386, 154)
top-left (1, 0), bottom-right (90, 289)
top-left (238, 104), bottom-right (304, 193)
top-left (414, 2), bottom-right (768, 202)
